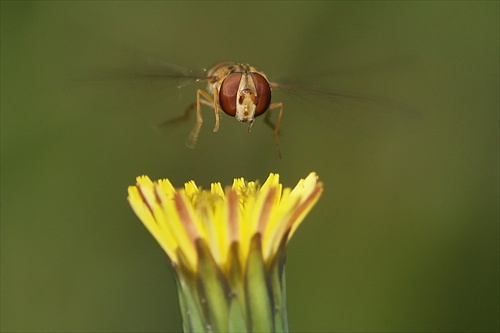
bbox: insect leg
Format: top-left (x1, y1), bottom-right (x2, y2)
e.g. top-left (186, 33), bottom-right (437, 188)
top-left (212, 87), bottom-right (221, 132)
top-left (265, 102), bottom-right (284, 159)
top-left (186, 89), bottom-right (214, 148)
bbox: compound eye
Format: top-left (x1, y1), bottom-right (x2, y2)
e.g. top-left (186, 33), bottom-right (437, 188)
top-left (251, 73), bottom-right (272, 117)
top-left (219, 73), bottom-right (242, 116)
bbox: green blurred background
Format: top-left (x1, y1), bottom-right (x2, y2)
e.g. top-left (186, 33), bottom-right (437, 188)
top-left (1, 2), bottom-right (498, 332)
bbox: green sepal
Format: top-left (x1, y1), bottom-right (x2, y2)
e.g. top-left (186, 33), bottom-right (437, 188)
top-left (173, 237), bottom-right (290, 333)
top-left (227, 242), bottom-right (248, 332)
top-left (245, 235), bottom-right (274, 332)
top-left (176, 274), bottom-right (206, 333)
top-left (174, 249), bottom-right (207, 333)
top-left (268, 238), bottom-right (289, 333)
top-left (228, 294), bottom-right (248, 332)
top-left (196, 238), bottom-right (230, 332)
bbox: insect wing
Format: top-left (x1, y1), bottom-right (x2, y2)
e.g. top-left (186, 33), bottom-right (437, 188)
top-left (270, 80), bottom-right (420, 126)
top-left (90, 58), bottom-right (212, 89)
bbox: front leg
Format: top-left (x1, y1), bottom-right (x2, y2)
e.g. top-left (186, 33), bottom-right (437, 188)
top-left (264, 102), bottom-right (284, 159)
top-left (186, 89), bottom-right (214, 148)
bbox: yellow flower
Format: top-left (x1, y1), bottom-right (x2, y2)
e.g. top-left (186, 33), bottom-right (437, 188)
top-left (128, 173), bottom-right (323, 333)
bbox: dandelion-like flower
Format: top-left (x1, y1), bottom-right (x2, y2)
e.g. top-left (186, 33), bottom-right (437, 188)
top-left (128, 172), bottom-right (323, 333)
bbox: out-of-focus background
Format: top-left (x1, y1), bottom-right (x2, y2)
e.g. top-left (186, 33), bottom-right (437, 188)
top-left (1, 2), bottom-right (498, 332)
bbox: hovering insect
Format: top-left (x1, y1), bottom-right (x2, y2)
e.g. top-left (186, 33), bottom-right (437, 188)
top-left (163, 62), bottom-right (284, 157)
top-left (98, 59), bottom-right (416, 158)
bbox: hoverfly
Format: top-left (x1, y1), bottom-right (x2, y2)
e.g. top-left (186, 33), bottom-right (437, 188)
top-left (162, 62), bottom-right (284, 156)
top-left (97, 59), bottom-right (416, 158)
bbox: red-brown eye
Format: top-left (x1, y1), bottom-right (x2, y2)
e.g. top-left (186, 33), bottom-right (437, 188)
top-left (251, 73), bottom-right (272, 117)
top-left (219, 73), bottom-right (242, 116)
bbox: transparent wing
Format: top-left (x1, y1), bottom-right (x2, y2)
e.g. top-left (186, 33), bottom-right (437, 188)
top-left (267, 79), bottom-right (422, 137)
top-left (88, 58), bottom-right (212, 88)
top-left (271, 81), bottom-right (419, 118)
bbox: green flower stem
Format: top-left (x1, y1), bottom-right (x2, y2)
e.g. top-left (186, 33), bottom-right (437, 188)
top-left (174, 235), bottom-right (289, 332)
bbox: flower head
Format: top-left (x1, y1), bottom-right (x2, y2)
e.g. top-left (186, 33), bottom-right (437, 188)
top-left (128, 173), bottom-right (323, 332)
